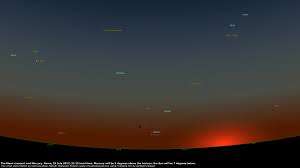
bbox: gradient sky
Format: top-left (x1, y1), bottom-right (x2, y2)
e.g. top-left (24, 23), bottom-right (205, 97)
top-left (1, 0), bottom-right (300, 148)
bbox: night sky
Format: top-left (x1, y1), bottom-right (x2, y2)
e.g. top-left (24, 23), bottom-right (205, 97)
top-left (1, 0), bottom-right (300, 148)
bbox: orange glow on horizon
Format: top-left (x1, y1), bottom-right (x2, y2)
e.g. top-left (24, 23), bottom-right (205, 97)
top-left (190, 126), bottom-right (263, 148)
top-left (206, 135), bottom-right (244, 147)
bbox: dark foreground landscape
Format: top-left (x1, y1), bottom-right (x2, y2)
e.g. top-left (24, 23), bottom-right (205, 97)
top-left (0, 135), bottom-right (299, 166)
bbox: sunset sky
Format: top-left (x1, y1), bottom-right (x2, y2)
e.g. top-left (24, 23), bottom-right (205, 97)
top-left (1, 0), bottom-right (300, 148)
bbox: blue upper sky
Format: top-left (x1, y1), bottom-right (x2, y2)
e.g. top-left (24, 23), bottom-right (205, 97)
top-left (1, 0), bottom-right (300, 105)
